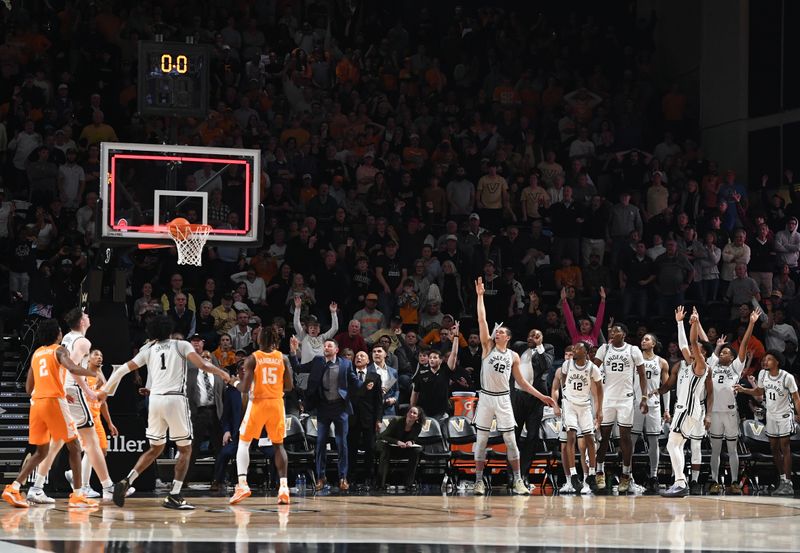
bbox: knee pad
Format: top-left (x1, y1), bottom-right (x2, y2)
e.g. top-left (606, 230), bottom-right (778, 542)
top-left (473, 430), bottom-right (490, 462)
top-left (502, 431), bottom-right (520, 461)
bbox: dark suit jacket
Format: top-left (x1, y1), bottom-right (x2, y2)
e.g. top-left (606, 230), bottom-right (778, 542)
top-left (351, 367), bottom-right (383, 428)
top-left (221, 384), bottom-right (243, 438)
top-left (367, 363), bottom-right (400, 416)
top-left (186, 366), bottom-right (225, 419)
top-left (379, 416), bottom-right (422, 445)
top-left (295, 354), bottom-right (361, 415)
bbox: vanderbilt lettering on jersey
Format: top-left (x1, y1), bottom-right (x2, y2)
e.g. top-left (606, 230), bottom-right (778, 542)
top-left (481, 348), bottom-right (513, 394)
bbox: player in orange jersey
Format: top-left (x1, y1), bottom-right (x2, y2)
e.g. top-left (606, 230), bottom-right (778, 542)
top-left (229, 329), bottom-right (295, 505)
top-left (2, 319), bottom-right (99, 508)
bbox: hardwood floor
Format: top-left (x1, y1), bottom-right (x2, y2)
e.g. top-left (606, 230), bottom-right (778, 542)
top-left (2, 494), bottom-right (799, 552)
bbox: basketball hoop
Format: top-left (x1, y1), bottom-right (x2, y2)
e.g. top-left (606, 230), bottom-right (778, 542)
top-left (167, 218), bottom-right (211, 266)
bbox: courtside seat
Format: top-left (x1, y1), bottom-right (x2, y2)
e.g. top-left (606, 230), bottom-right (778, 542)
top-left (284, 414), bottom-right (315, 483)
top-left (417, 418), bottom-right (451, 482)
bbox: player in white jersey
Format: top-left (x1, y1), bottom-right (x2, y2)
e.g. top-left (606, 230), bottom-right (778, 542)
top-left (736, 351), bottom-right (800, 496)
top-left (26, 308), bottom-right (116, 505)
top-left (657, 307), bottom-right (712, 497)
top-left (553, 342), bottom-right (603, 493)
top-left (473, 278), bottom-right (556, 496)
top-left (706, 308), bottom-right (759, 495)
top-left (633, 333), bottom-right (670, 494)
top-left (591, 322), bottom-right (648, 493)
top-left (97, 315), bottom-right (231, 509)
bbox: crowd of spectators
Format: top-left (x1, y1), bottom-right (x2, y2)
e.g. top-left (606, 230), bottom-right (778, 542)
top-left (0, 1), bottom-right (798, 486)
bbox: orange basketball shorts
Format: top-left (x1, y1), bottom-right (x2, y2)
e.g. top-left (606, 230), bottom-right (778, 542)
top-left (239, 398), bottom-right (285, 444)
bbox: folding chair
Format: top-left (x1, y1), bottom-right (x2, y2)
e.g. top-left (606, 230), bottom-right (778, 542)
top-left (741, 419), bottom-right (774, 494)
top-left (284, 415), bottom-right (315, 485)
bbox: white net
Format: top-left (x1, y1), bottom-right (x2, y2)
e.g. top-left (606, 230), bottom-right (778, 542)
top-left (169, 224), bottom-right (211, 266)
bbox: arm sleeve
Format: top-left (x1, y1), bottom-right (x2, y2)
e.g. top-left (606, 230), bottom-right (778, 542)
top-left (293, 308), bottom-right (306, 338)
top-left (321, 311), bottom-right (339, 340)
top-left (677, 321), bottom-right (688, 351)
top-left (591, 301), bottom-right (606, 343)
top-left (562, 299), bottom-right (578, 342)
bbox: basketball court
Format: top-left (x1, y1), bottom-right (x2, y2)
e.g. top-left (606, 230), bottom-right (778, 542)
top-left (1, 493), bottom-right (799, 552)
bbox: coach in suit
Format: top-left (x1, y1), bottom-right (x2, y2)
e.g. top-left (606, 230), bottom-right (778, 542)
top-left (367, 343), bottom-right (400, 416)
top-left (348, 351), bottom-right (384, 487)
top-left (186, 335), bottom-right (225, 485)
top-left (291, 338), bottom-right (362, 491)
top-left (513, 329), bottom-right (554, 483)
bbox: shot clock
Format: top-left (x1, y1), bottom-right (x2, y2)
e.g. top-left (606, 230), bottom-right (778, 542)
top-left (137, 41), bottom-right (209, 117)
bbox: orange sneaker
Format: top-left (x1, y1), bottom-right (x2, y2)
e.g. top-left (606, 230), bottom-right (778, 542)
top-left (229, 484), bottom-right (251, 505)
top-left (2, 485), bottom-right (28, 508)
top-left (278, 486), bottom-right (290, 505)
top-left (68, 491), bottom-right (99, 508)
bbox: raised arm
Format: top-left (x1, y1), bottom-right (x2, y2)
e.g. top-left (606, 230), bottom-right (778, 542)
top-left (447, 321), bottom-right (461, 371)
top-left (591, 287), bottom-right (607, 343)
top-left (320, 303), bottom-right (340, 339)
top-left (475, 278), bottom-right (491, 353)
top-left (738, 307), bottom-right (762, 363)
top-left (675, 306), bottom-right (692, 364)
top-left (689, 308), bottom-right (707, 377)
top-left (561, 288), bottom-right (579, 342)
top-left (292, 296), bottom-right (306, 337)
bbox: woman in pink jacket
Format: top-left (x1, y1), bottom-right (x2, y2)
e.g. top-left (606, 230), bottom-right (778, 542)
top-left (561, 286), bottom-right (606, 346)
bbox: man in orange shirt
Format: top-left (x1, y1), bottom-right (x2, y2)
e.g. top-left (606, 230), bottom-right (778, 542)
top-left (2, 319), bottom-right (98, 508)
top-left (230, 330), bottom-right (295, 505)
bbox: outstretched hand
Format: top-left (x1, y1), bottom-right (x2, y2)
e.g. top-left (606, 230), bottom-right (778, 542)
top-left (475, 277), bottom-right (485, 296)
top-left (675, 305), bottom-right (685, 322)
top-left (599, 286), bottom-right (606, 300)
top-left (750, 307), bottom-right (762, 323)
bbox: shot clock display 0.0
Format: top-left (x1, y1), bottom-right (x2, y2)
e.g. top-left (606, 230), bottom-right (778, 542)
top-left (137, 41), bottom-right (209, 117)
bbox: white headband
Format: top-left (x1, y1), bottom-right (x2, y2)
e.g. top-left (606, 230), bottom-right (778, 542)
top-left (490, 322), bottom-right (504, 340)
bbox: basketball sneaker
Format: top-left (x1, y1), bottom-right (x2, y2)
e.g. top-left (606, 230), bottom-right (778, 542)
top-left (629, 480), bottom-right (646, 494)
top-left (26, 488), bottom-right (55, 505)
top-left (81, 486), bottom-right (101, 499)
top-left (618, 475), bottom-right (631, 493)
top-left (163, 494), bottom-right (195, 510)
top-left (511, 479), bottom-right (530, 496)
top-left (581, 480), bottom-right (591, 494)
top-left (708, 481), bottom-right (722, 495)
top-left (585, 474), bottom-right (598, 493)
top-left (278, 486), bottom-right (290, 504)
top-left (558, 481), bottom-right (575, 494)
top-left (68, 491), bottom-right (99, 508)
top-left (772, 480), bottom-right (795, 496)
top-left (570, 474), bottom-right (583, 494)
top-left (113, 479), bottom-right (130, 507)
top-left (728, 482), bottom-right (743, 495)
top-left (595, 473), bottom-right (606, 491)
top-left (644, 476), bottom-right (659, 495)
top-left (473, 479), bottom-right (487, 496)
top-left (2, 485), bottom-right (28, 508)
top-left (229, 484), bottom-right (251, 505)
top-left (660, 482), bottom-right (688, 498)
top-left (689, 481), bottom-right (703, 495)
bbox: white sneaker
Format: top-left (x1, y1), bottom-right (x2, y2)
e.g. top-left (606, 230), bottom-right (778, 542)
top-left (82, 486), bottom-right (101, 499)
top-left (473, 479), bottom-right (487, 495)
top-left (559, 481), bottom-right (575, 494)
top-left (629, 481), bottom-right (646, 494)
top-left (64, 470), bottom-right (73, 487)
top-left (581, 481), bottom-right (591, 494)
top-left (27, 488), bottom-right (56, 504)
top-left (126, 486), bottom-right (136, 497)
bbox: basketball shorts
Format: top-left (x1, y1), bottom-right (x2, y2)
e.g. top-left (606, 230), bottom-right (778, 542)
top-left (474, 392), bottom-right (516, 433)
top-left (240, 398), bottom-right (286, 444)
top-left (765, 413), bottom-right (796, 438)
top-left (147, 395), bottom-right (193, 445)
top-left (633, 400), bottom-right (662, 435)
top-left (562, 400), bottom-right (595, 436)
top-left (90, 405), bottom-right (107, 449)
top-left (602, 398), bottom-right (634, 428)
top-left (708, 411), bottom-right (739, 440)
top-left (29, 397), bottom-right (77, 445)
top-left (671, 408), bottom-right (706, 440)
top-left (65, 385), bottom-right (94, 429)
